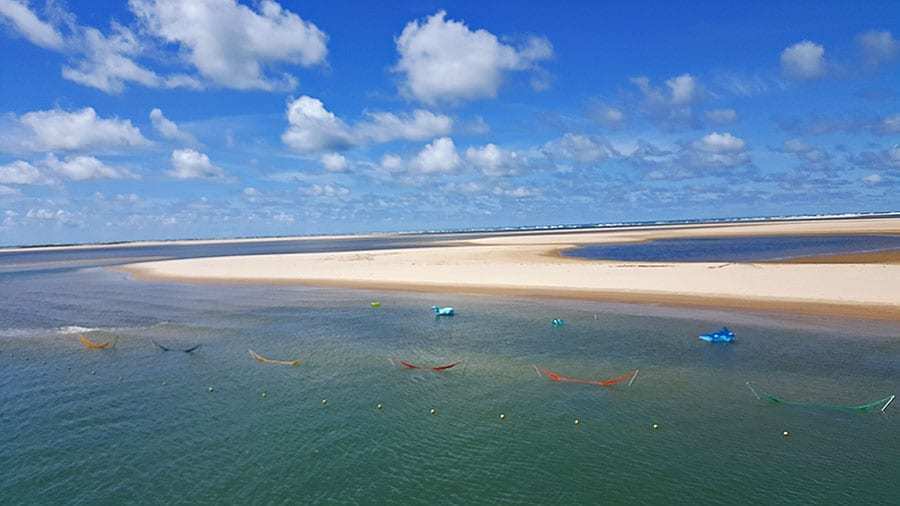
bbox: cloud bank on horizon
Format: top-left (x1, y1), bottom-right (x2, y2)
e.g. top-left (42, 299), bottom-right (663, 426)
top-left (0, 0), bottom-right (898, 245)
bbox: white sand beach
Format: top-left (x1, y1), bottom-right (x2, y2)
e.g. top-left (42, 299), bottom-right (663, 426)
top-left (123, 218), bottom-right (900, 320)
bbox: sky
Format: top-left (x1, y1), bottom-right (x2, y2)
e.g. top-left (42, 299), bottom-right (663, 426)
top-left (0, 0), bottom-right (898, 245)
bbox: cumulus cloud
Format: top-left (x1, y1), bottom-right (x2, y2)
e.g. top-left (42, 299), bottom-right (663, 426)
top-left (0, 159), bottom-right (51, 184)
top-left (1, 107), bottom-right (148, 153)
top-left (167, 148), bottom-right (225, 179)
top-left (705, 108), bottom-right (737, 124)
top-left (411, 137), bottom-right (461, 173)
top-left (630, 74), bottom-right (703, 129)
top-left (779, 138), bottom-right (830, 164)
top-left (589, 103), bottom-right (626, 128)
top-left (43, 153), bottom-right (136, 180)
top-left (394, 11), bottom-right (552, 104)
top-left (542, 133), bottom-right (616, 165)
top-left (61, 24), bottom-right (201, 94)
top-left (130, 0), bottom-right (328, 91)
top-left (781, 41), bottom-right (826, 80)
top-left (857, 30), bottom-right (898, 68)
top-left (465, 143), bottom-right (526, 177)
top-left (281, 96), bottom-right (453, 153)
top-left (0, 0), bottom-right (64, 49)
top-left (321, 152), bottom-right (348, 172)
top-left (863, 174), bottom-right (882, 184)
top-left (281, 96), bottom-right (354, 153)
top-left (303, 183), bottom-right (350, 198)
top-left (149, 108), bottom-right (196, 144)
top-left (686, 132), bottom-right (750, 168)
top-left (492, 185), bottom-right (540, 198)
top-left (355, 109), bottom-right (453, 143)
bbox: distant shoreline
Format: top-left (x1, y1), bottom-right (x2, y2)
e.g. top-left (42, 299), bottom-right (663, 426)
top-left (122, 218), bottom-right (900, 321)
top-left (3, 211), bottom-right (898, 254)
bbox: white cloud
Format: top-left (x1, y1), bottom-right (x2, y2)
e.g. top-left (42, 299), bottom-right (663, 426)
top-left (281, 96), bottom-right (353, 153)
top-left (167, 148), bottom-right (224, 179)
top-left (321, 152), bottom-right (348, 172)
top-left (3, 107), bottom-right (148, 152)
top-left (355, 109), bottom-right (452, 143)
top-left (281, 96), bottom-right (453, 153)
top-left (0, 184), bottom-right (19, 196)
top-left (379, 154), bottom-right (405, 173)
top-left (44, 153), bottom-right (136, 180)
top-left (130, 0), bottom-right (327, 91)
top-left (465, 143), bottom-right (525, 176)
top-left (394, 11), bottom-right (552, 104)
top-left (878, 114), bottom-right (900, 134)
top-left (26, 208), bottom-right (73, 222)
top-left (411, 137), bottom-right (461, 173)
top-left (693, 132), bottom-right (745, 153)
top-left (303, 183), bottom-right (350, 198)
top-left (0, 159), bottom-right (50, 184)
top-left (857, 30), bottom-right (898, 68)
top-left (62, 25), bottom-right (169, 94)
top-left (590, 104), bottom-right (625, 128)
top-left (149, 108), bottom-right (196, 144)
top-left (630, 74), bottom-right (703, 128)
top-left (863, 174), bottom-right (882, 184)
top-left (667, 74), bottom-right (698, 105)
top-left (0, 0), bottom-right (64, 49)
top-left (686, 132), bottom-right (750, 168)
top-left (542, 133), bottom-right (616, 164)
top-left (632, 74), bottom-right (701, 106)
top-left (781, 41), bottom-right (826, 80)
top-left (780, 138), bottom-right (829, 164)
top-left (493, 185), bottom-right (540, 198)
top-left (705, 108), bottom-right (737, 124)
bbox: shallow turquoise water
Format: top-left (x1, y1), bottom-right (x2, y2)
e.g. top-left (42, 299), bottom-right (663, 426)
top-left (1, 253), bottom-right (898, 504)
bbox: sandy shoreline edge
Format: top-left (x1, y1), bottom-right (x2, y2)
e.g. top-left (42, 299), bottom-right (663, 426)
top-left (122, 218), bottom-right (900, 321)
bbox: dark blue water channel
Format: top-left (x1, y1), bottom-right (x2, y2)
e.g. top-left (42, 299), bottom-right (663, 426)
top-left (564, 234), bottom-right (900, 262)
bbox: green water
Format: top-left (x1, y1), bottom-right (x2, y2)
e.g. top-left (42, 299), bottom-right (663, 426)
top-left (1, 265), bottom-right (898, 504)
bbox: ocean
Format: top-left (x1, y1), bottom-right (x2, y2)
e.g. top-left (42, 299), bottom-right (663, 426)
top-left (1, 234), bottom-right (898, 504)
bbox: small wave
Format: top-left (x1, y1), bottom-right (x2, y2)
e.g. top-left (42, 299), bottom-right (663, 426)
top-left (57, 325), bottom-right (101, 335)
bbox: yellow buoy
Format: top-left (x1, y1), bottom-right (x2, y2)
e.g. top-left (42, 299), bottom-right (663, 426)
top-left (371, 301), bottom-right (381, 308)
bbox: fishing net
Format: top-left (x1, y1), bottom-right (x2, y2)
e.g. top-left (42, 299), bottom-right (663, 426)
top-left (248, 349), bottom-right (301, 366)
top-left (397, 359), bottom-right (460, 371)
top-left (746, 383), bottom-right (894, 414)
top-left (79, 335), bottom-right (114, 350)
top-left (536, 366), bottom-right (638, 387)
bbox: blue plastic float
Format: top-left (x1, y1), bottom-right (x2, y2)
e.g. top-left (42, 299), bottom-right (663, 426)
top-left (432, 306), bottom-right (455, 316)
top-left (699, 327), bottom-right (735, 343)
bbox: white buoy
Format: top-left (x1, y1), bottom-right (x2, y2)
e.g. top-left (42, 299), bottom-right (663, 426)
top-left (574, 419), bottom-right (580, 425)
top-left (499, 413), bottom-right (506, 420)
top-left (430, 408), bottom-right (437, 415)
top-left (321, 399), bottom-right (327, 405)
top-left (783, 431), bottom-right (790, 438)
top-left (652, 423), bottom-right (660, 430)
top-left (376, 403), bottom-right (383, 410)
top-left (208, 386), bottom-right (214, 392)
top-left (261, 391), bottom-right (267, 398)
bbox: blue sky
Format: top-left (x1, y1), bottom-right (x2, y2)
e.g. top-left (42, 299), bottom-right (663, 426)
top-left (0, 0), bottom-right (898, 245)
